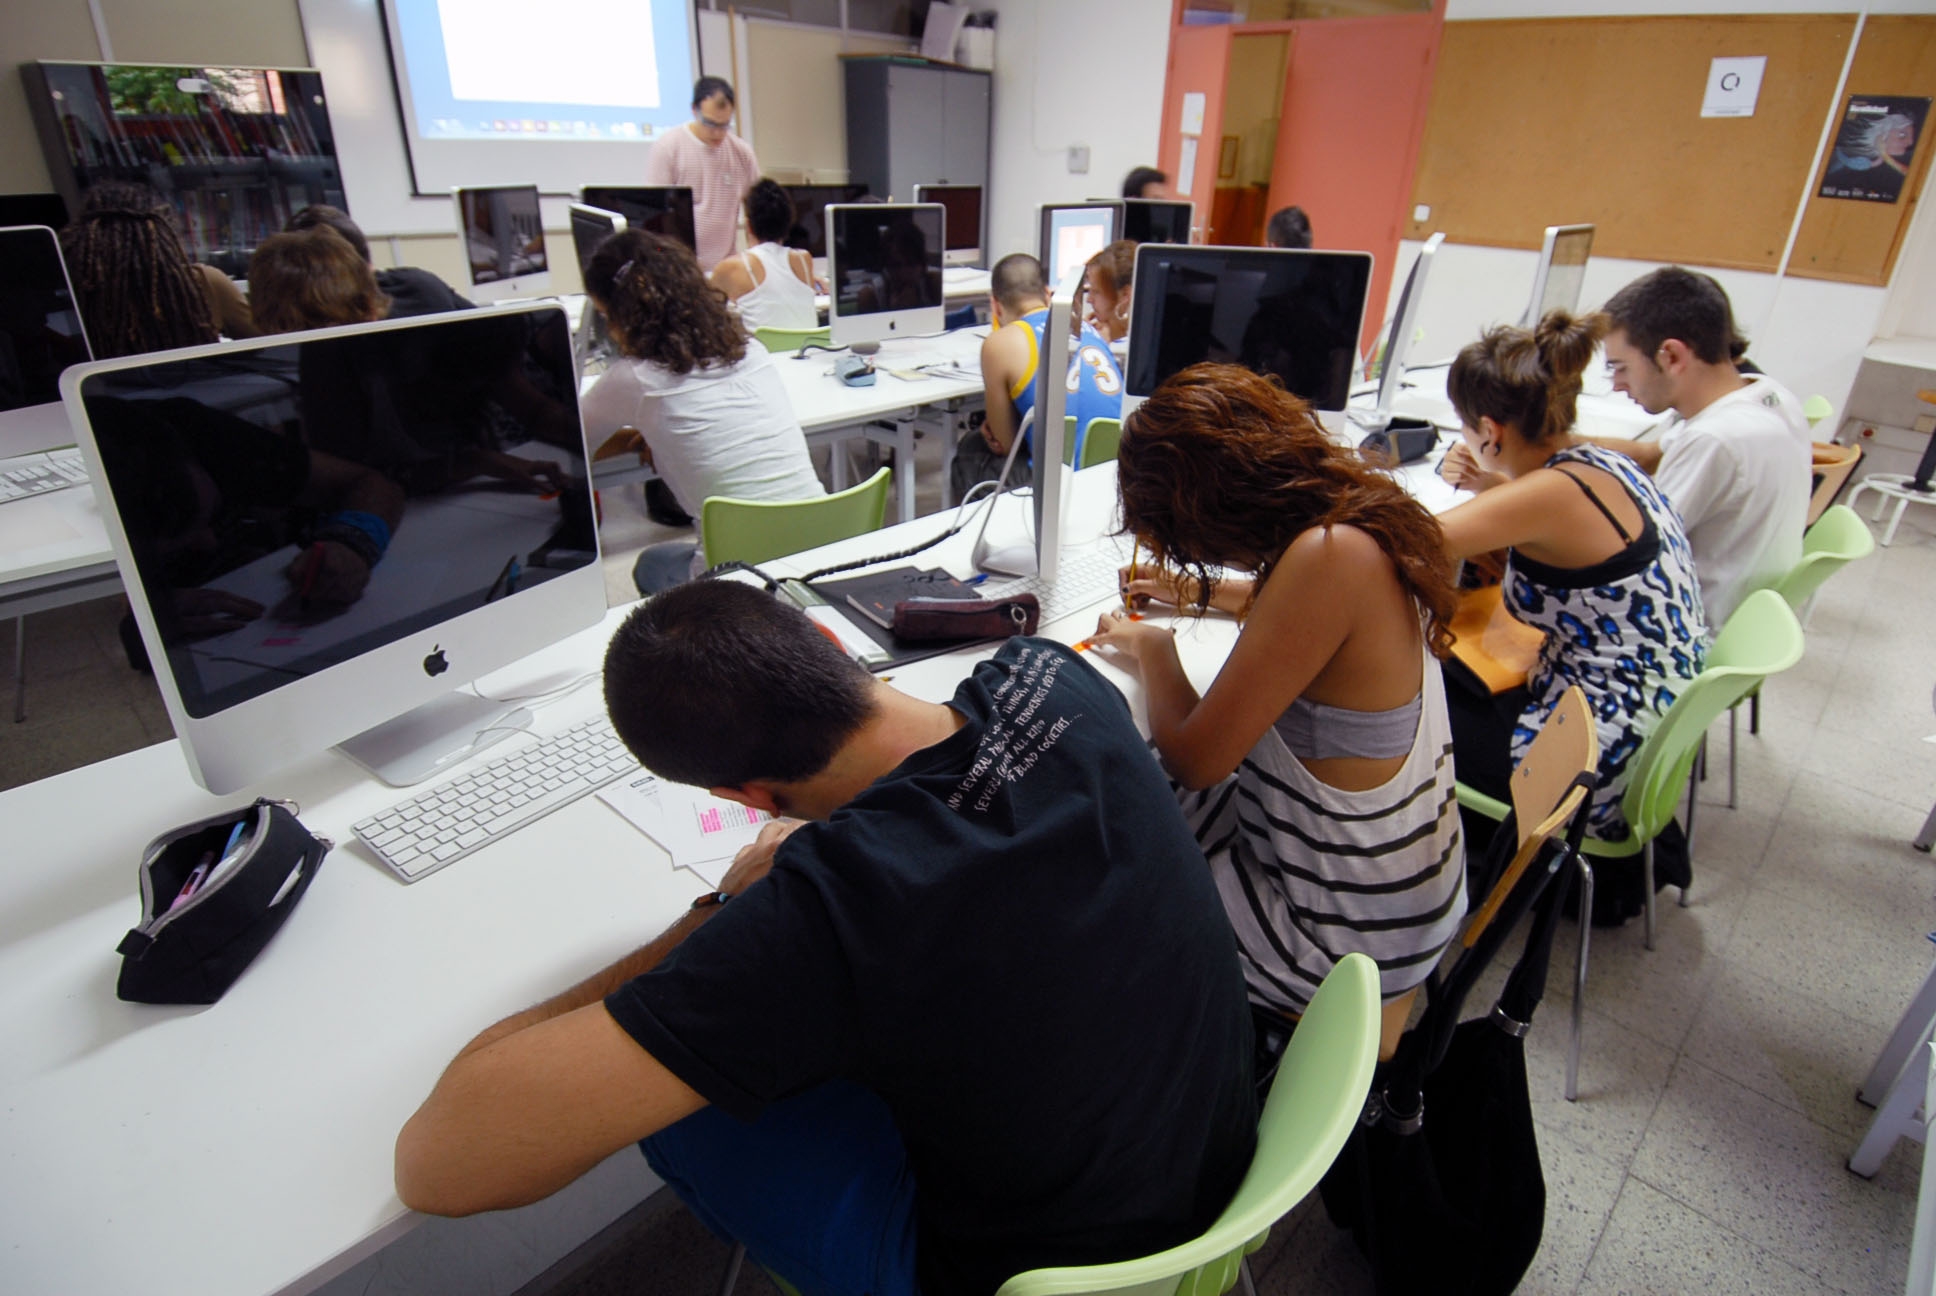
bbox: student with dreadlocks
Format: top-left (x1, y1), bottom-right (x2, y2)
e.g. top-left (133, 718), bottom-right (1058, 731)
top-left (59, 181), bottom-right (257, 358)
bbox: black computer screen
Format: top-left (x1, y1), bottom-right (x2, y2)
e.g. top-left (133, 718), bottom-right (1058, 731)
top-left (921, 186), bottom-right (982, 253)
top-left (580, 187), bottom-right (697, 254)
top-left (568, 205), bottom-right (623, 279)
top-left (0, 226), bottom-right (91, 413)
top-left (830, 205), bottom-right (944, 318)
top-left (456, 186), bottom-right (547, 285)
top-left (1125, 246), bottom-right (1372, 413)
top-left (0, 193), bottom-right (69, 231)
top-left (782, 184), bottom-right (871, 258)
top-left (76, 308), bottom-right (594, 717)
top-left (1121, 199), bottom-right (1191, 245)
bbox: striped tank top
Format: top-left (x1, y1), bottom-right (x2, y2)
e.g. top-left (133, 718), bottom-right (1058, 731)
top-left (1177, 645), bottom-right (1467, 1014)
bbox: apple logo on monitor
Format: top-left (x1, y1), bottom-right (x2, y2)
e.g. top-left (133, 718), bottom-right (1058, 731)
top-left (423, 646), bottom-right (449, 677)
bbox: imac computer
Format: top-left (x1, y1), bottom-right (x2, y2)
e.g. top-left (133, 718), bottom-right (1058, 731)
top-left (1119, 198), bottom-right (1194, 245)
top-left (567, 203), bottom-right (625, 363)
top-left (62, 302), bottom-right (605, 795)
top-left (911, 184), bottom-right (983, 267)
top-left (0, 225), bottom-right (93, 456)
top-left (1522, 223), bottom-right (1594, 327)
top-left (781, 183), bottom-right (872, 275)
top-left (827, 203), bottom-right (944, 354)
top-left (452, 185), bottom-right (551, 303)
top-left (1123, 245), bottom-right (1374, 429)
top-left (578, 186), bottom-right (697, 255)
top-left (1038, 202), bottom-right (1122, 287)
top-left (1355, 231), bottom-right (1446, 433)
top-left (970, 266), bottom-right (1080, 582)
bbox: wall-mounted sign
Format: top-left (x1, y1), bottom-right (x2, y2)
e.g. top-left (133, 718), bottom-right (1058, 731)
top-left (1701, 56), bottom-right (1766, 118)
top-left (1820, 95), bottom-right (1931, 204)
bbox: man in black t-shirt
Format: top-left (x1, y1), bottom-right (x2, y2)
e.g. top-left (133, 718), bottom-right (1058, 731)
top-left (395, 581), bottom-right (1257, 1296)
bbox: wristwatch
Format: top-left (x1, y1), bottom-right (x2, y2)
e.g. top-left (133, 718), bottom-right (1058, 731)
top-left (689, 890), bottom-right (733, 912)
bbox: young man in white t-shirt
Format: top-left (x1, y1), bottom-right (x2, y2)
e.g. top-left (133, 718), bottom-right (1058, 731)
top-left (1594, 267), bottom-right (1813, 629)
top-left (645, 76), bottom-right (761, 272)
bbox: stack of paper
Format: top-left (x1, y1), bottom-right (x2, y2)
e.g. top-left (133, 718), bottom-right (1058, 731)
top-left (597, 773), bottom-right (772, 888)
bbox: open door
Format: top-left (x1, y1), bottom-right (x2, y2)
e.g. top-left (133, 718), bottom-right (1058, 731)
top-left (1158, 25), bottom-right (1231, 242)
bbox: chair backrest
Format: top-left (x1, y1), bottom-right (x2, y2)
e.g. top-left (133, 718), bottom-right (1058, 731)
top-left (1079, 417), bottom-right (1124, 469)
top-left (700, 467), bottom-right (891, 569)
top-left (753, 325), bottom-right (831, 355)
top-left (1463, 687), bottom-right (1597, 948)
top-left (1778, 503), bottom-right (1875, 610)
top-left (1618, 589), bottom-right (1805, 844)
top-left (994, 954), bottom-right (1381, 1296)
top-left (1806, 441), bottom-right (1863, 526)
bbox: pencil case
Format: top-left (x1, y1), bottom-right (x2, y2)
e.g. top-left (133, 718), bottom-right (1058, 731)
top-left (115, 798), bottom-right (331, 1005)
top-left (1359, 417), bottom-right (1439, 467)
top-left (892, 594), bottom-right (1040, 641)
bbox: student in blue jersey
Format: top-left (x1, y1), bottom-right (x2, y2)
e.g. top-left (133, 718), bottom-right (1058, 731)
top-left (395, 579), bottom-right (1258, 1296)
top-left (1091, 362), bottom-right (1466, 1066)
top-left (951, 252), bottom-right (1125, 501)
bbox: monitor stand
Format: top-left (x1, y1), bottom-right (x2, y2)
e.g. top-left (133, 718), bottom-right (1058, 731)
top-left (848, 340), bottom-right (881, 356)
top-left (336, 691), bottom-right (532, 788)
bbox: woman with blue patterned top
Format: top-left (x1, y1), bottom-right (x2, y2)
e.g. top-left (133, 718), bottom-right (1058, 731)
top-left (1436, 311), bottom-right (1707, 916)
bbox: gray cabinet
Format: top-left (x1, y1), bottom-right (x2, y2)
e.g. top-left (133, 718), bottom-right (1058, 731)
top-left (843, 57), bottom-right (991, 199)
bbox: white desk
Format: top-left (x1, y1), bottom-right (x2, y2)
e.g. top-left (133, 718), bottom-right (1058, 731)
top-left (811, 267), bottom-right (992, 316)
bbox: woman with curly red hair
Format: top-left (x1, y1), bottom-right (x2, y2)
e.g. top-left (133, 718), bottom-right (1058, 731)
top-left (1088, 362), bottom-right (1465, 1058)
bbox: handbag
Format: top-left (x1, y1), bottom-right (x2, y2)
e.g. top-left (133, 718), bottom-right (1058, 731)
top-left (115, 797), bottom-right (331, 1005)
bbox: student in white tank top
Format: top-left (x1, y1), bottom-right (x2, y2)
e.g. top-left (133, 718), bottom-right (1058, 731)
top-left (710, 179), bottom-right (820, 333)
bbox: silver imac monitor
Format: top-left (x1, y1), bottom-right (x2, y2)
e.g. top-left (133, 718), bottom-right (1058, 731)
top-left (0, 225), bottom-right (92, 457)
top-left (1038, 203), bottom-right (1122, 287)
top-left (1522, 223), bottom-right (1594, 327)
top-left (578, 186), bottom-right (697, 255)
top-left (1122, 245), bottom-right (1374, 429)
top-left (780, 183), bottom-right (871, 278)
top-left (63, 303), bottom-right (605, 795)
top-left (1356, 231), bottom-right (1446, 432)
top-left (453, 185), bottom-right (551, 303)
top-left (827, 203), bottom-right (945, 354)
top-left (912, 184), bottom-right (983, 267)
top-left (567, 203), bottom-right (626, 364)
top-left (1120, 198), bottom-right (1194, 245)
top-left (971, 267), bottom-right (1079, 582)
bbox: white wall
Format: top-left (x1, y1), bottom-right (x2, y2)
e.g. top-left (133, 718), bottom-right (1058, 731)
top-left (978, 0), bottom-right (1172, 263)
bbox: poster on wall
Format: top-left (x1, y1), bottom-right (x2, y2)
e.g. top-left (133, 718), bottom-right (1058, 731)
top-left (1819, 95), bottom-right (1930, 204)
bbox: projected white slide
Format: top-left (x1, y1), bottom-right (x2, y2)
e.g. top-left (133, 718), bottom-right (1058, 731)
top-left (438, 0), bottom-right (659, 108)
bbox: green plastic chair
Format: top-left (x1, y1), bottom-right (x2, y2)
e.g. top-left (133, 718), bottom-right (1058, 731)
top-left (1056, 416), bottom-right (1126, 470)
top-left (1727, 504), bottom-right (1876, 805)
top-left (1458, 588), bottom-right (1804, 949)
top-left (995, 954), bottom-right (1380, 1296)
top-left (753, 325), bottom-right (831, 355)
top-left (1802, 393), bottom-right (1835, 428)
top-left (699, 467), bottom-right (891, 569)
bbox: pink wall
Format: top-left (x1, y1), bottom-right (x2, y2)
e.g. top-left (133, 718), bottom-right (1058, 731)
top-left (1159, 23), bottom-right (1232, 224)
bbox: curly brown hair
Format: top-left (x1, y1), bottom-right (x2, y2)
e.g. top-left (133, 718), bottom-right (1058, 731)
top-left (248, 226), bottom-right (389, 333)
top-left (1117, 363), bottom-right (1457, 657)
top-left (583, 228), bottom-right (746, 374)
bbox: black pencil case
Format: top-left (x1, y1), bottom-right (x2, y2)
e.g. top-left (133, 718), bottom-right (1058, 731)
top-left (893, 594), bottom-right (1041, 641)
top-left (115, 798), bottom-right (331, 1005)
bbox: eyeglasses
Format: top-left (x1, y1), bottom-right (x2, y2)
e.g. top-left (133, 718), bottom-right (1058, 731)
top-left (695, 111), bottom-right (733, 131)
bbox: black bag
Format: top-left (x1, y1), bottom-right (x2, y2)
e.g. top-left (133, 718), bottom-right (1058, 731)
top-left (116, 798), bottom-right (330, 1005)
top-left (1318, 793), bottom-right (1588, 1295)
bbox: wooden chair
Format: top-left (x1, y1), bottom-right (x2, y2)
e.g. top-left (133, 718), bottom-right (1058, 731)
top-left (1808, 440), bottom-right (1863, 527)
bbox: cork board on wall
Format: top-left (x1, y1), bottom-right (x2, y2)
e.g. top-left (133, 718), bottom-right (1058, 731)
top-left (1405, 15), bottom-right (1854, 273)
top-left (1788, 15), bottom-right (1936, 286)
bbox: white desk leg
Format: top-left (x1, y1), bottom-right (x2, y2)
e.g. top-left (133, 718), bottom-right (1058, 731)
top-left (1909, 1043), bottom-right (1936, 1296)
top-left (1852, 1030), bottom-right (1933, 1177)
top-left (1862, 951), bottom-right (1936, 1106)
top-left (895, 421), bottom-right (917, 523)
top-left (1916, 802), bottom-right (1936, 853)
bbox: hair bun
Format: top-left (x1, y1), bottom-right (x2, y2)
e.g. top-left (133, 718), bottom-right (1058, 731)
top-left (1532, 309), bottom-right (1608, 384)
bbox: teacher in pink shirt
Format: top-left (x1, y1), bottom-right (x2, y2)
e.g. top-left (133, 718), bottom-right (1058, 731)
top-left (646, 76), bottom-right (761, 272)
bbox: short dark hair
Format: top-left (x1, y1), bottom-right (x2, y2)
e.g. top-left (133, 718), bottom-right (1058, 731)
top-left (1601, 266), bottom-right (1739, 366)
top-left (584, 228), bottom-right (746, 373)
top-left (1122, 166), bottom-right (1168, 199)
top-left (1447, 310), bottom-right (1607, 446)
top-left (1265, 206), bottom-right (1312, 250)
top-left (692, 76), bottom-right (736, 109)
top-left (744, 179), bottom-right (794, 244)
top-left (285, 204), bottom-right (371, 263)
top-left (990, 252), bottom-right (1047, 315)
top-left (602, 580), bottom-right (876, 789)
top-left (248, 226), bottom-right (389, 333)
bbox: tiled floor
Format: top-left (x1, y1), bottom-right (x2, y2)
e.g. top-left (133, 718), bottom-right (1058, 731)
top-left (9, 478), bottom-right (1935, 1296)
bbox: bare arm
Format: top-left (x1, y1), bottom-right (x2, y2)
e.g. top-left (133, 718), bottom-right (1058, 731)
top-left (710, 256), bottom-right (755, 303)
top-left (396, 821), bottom-right (803, 1215)
top-left (979, 325), bottom-right (1030, 454)
top-left (1437, 469), bottom-right (1582, 562)
top-left (1091, 527), bottom-right (1375, 789)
